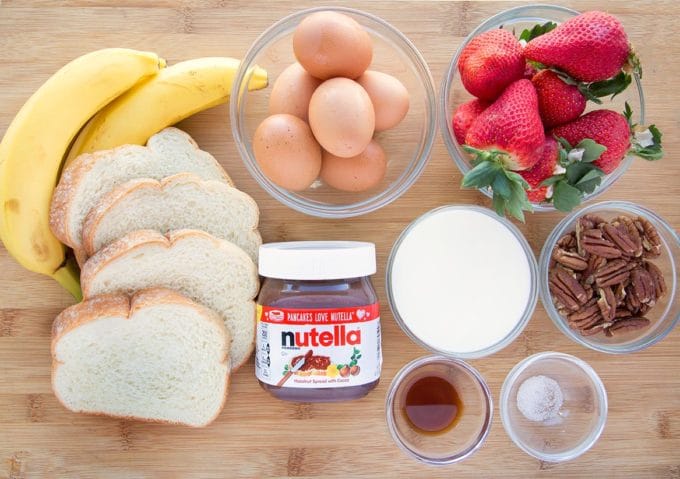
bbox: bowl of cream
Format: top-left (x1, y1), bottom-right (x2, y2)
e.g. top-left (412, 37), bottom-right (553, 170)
top-left (386, 205), bottom-right (538, 358)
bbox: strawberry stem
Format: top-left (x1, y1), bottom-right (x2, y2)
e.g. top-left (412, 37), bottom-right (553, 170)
top-left (461, 146), bottom-right (532, 222)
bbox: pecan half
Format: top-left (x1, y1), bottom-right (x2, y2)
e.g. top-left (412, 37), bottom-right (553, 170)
top-left (594, 259), bottom-right (635, 287)
top-left (583, 255), bottom-right (607, 286)
top-left (597, 286), bottom-right (616, 321)
top-left (625, 284), bottom-right (642, 313)
top-left (636, 216), bottom-right (662, 258)
top-left (550, 267), bottom-right (588, 311)
top-left (582, 229), bottom-right (623, 259)
top-left (602, 223), bottom-right (638, 256)
top-left (553, 247), bottom-right (588, 271)
top-left (615, 216), bottom-right (643, 257)
top-left (644, 261), bottom-right (667, 299)
top-left (630, 267), bottom-right (656, 305)
top-left (607, 317), bottom-right (650, 335)
top-left (568, 299), bottom-right (602, 329)
top-left (614, 308), bottom-right (633, 319)
top-left (557, 232), bottom-right (577, 249)
top-left (581, 322), bottom-right (606, 336)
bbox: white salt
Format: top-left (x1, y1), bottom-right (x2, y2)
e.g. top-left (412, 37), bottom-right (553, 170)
top-left (517, 375), bottom-right (564, 422)
top-left (389, 208), bottom-right (532, 353)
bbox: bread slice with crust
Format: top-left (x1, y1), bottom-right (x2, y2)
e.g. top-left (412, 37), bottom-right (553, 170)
top-left (49, 127), bottom-right (232, 256)
top-left (81, 173), bottom-right (261, 261)
top-left (51, 288), bottom-right (230, 427)
top-left (80, 229), bottom-right (259, 370)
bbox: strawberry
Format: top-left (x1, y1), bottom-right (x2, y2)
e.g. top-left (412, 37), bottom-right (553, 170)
top-left (541, 104), bottom-right (663, 212)
top-left (464, 79), bottom-right (545, 171)
top-left (524, 11), bottom-right (631, 82)
top-left (532, 70), bottom-right (586, 128)
top-left (523, 62), bottom-right (538, 80)
top-left (458, 29), bottom-right (525, 101)
top-left (452, 99), bottom-right (488, 144)
top-left (519, 137), bottom-right (559, 202)
top-left (552, 109), bottom-right (628, 174)
top-left (461, 80), bottom-right (545, 221)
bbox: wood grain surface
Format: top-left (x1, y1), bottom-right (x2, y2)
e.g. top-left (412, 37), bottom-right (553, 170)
top-left (1, 1), bottom-right (679, 478)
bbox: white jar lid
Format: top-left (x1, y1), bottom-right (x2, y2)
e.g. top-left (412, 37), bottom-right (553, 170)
top-left (259, 241), bottom-right (376, 280)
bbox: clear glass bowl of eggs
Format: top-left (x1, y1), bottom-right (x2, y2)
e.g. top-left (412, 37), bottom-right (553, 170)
top-left (231, 7), bottom-right (436, 218)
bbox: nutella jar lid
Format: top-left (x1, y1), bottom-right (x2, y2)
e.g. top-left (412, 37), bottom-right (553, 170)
top-left (259, 241), bottom-right (376, 280)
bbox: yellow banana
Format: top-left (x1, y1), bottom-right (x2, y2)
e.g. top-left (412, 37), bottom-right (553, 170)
top-left (0, 48), bottom-right (165, 299)
top-left (65, 57), bottom-right (268, 162)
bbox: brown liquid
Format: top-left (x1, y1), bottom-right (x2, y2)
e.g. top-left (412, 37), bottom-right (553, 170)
top-left (403, 375), bottom-right (463, 434)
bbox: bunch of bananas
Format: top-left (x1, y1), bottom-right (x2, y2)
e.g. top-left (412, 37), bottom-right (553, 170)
top-left (0, 48), bottom-right (267, 299)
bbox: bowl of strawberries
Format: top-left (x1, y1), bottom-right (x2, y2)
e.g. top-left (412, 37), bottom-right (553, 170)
top-left (440, 5), bottom-right (664, 222)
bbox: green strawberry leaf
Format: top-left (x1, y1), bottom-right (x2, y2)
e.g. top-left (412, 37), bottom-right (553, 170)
top-left (492, 173), bottom-right (512, 200)
top-left (632, 124), bottom-right (664, 161)
top-left (581, 71), bottom-right (632, 101)
top-left (574, 168), bottom-right (605, 194)
top-left (555, 135), bottom-right (572, 152)
top-left (491, 192), bottom-right (506, 217)
top-left (623, 102), bottom-right (634, 129)
top-left (519, 21), bottom-right (557, 42)
top-left (504, 170), bottom-right (530, 190)
top-left (565, 162), bottom-right (593, 184)
top-left (575, 139), bottom-right (607, 163)
top-left (461, 160), bottom-right (502, 188)
top-left (540, 174), bottom-right (565, 187)
top-left (552, 180), bottom-right (584, 212)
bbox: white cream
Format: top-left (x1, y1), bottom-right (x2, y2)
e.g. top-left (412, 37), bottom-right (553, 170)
top-left (389, 208), bottom-right (533, 354)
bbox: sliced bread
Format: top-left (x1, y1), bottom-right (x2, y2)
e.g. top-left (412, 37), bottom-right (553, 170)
top-left (80, 229), bottom-right (259, 370)
top-left (50, 127), bottom-right (232, 255)
top-left (51, 288), bottom-right (230, 427)
top-left (81, 173), bottom-right (261, 261)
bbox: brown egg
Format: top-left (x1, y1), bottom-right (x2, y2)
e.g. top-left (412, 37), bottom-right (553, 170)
top-left (293, 11), bottom-right (372, 80)
top-left (253, 114), bottom-right (321, 191)
top-left (268, 63), bottom-right (321, 121)
top-left (320, 140), bottom-right (387, 192)
top-left (357, 71), bottom-right (410, 131)
top-left (309, 78), bottom-right (375, 158)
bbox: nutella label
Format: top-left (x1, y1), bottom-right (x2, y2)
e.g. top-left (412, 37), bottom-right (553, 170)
top-left (255, 303), bottom-right (381, 389)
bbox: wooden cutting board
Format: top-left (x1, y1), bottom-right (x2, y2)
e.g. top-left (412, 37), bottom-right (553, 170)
top-left (1, 1), bottom-right (678, 477)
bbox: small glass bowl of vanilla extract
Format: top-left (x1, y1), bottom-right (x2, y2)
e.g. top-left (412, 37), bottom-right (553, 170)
top-left (385, 355), bottom-right (493, 465)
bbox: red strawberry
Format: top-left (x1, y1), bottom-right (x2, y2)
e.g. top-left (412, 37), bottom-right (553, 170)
top-left (452, 99), bottom-right (488, 144)
top-left (524, 11), bottom-right (630, 82)
top-left (532, 70), bottom-right (586, 128)
top-left (519, 137), bottom-right (559, 202)
top-left (465, 79), bottom-right (544, 171)
top-left (552, 110), bottom-right (630, 174)
top-left (458, 29), bottom-right (525, 101)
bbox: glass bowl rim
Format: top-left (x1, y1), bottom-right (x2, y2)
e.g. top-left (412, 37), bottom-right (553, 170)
top-left (385, 204), bottom-right (539, 359)
top-left (538, 200), bottom-right (680, 354)
top-left (229, 5), bottom-right (437, 218)
top-left (499, 350), bottom-right (608, 462)
top-left (385, 354), bottom-right (493, 465)
top-left (437, 3), bottom-right (645, 212)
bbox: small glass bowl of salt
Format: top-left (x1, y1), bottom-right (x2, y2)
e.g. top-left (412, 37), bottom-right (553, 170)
top-left (500, 352), bottom-right (607, 462)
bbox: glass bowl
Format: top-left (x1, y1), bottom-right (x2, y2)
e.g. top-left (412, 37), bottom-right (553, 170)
top-left (539, 201), bottom-right (679, 353)
top-left (500, 352), bottom-right (607, 462)
top-left (386, 355), bottom-right (493, 465)
top-left (439, 4), bottom-right (645, 212)
top-left (386, 205), bottom-right (539, 359)
top-left (231, 6), bottom-right (436, 218)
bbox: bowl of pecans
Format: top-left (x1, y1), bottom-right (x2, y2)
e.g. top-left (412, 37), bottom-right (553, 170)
top-left (539, 201), bottom-right (679, 353)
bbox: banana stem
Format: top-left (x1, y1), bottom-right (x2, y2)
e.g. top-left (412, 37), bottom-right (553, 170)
top-left (51, 256), bottom-right (82, 302)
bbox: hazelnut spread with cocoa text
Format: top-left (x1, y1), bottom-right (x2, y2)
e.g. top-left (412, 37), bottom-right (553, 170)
top-left (256, 241), bottom-right (381, 402)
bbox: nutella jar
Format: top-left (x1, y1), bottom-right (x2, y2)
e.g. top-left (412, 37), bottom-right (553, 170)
top-left (256, 241), bottom-right (381, 402)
